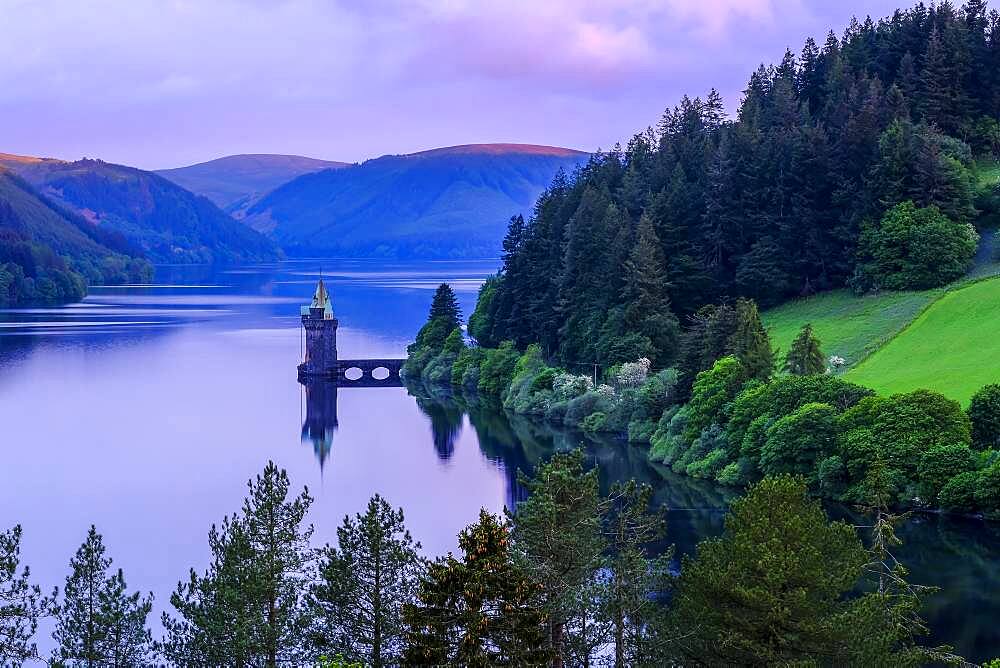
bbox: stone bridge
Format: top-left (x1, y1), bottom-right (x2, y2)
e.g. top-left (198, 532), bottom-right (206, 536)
top-left (298, 358), bottom-right (405, 387)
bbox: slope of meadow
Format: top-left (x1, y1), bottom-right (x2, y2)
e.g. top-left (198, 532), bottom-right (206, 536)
top-left (844, 277), bottom-right (1000, 404)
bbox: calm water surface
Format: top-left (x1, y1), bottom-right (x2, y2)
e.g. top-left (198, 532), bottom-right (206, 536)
top-left (0, 260), bottom-right (997, 661)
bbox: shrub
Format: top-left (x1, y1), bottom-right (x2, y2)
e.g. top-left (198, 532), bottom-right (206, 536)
top-left (423, 352), bottom-right (457, 385)
top-left (581, 412), bottom-right (608, 433)
top-left (817, 455), bottom-right (848, 498)
top-left (687, 448), bottom-right (729, 480)
top-left (627, 418), bottom-right (656, 444)
top-left (715, 461), bottom-right (742, 486)
top-left (452, 347), bottom-right (485, 387)
top-left (760, 403), bottom-right (840, 481)
top-left (684, 356), bottom-right (745, 442)
top-left (530, 368), bottom-right (557, 393)
top-left (938, 471), bottom-right (981, 513)
top-left (675, 424), bottom-right (728, 475)
top-left (552, 373), bottom-right (593, 401)
top-left (975, 460), bottom-right (1000, 511)
top-left (545, 399), bottom-right (569, 424)
top-left (727, 374), bottom-right (873, 449)
top-left (477, 341), bottom-right (520, 396)
top-left (969, 384), bottom-right (1000, 450)
top-left (616, 357), bottom-right (652, 388)
top-left (565, 391), bottom-right (612, 427)
top-left (648, 406), bottom-right (687, 465)
top-left (638, 368), bottom-right (680, 416)
top-left (916, 444), bottom-right (977, 503)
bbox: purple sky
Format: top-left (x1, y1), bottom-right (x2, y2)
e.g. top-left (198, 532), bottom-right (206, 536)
top-left (1, 0), bottom-right (904, 170)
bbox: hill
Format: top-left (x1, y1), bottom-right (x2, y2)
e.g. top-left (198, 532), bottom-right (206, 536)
top-left (155, 154), bottom-right (348, 214)
top-left (242, 144), bottom-right (590, 258)
top-left (1, 155), bottom-right (281, 264)
top-left (0, 168), bottom-right (151, 305)
top-left (844, 277), bottom-right (1000, 405)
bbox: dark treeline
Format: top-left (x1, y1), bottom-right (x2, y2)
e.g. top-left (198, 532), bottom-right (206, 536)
top-left (473, 0), bottom-right (1000, 369)
top-left (0, 458), bottom-right (973, 666)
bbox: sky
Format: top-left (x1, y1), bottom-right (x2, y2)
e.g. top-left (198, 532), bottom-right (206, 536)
top-left (0, 0), bottom-right (905, 170)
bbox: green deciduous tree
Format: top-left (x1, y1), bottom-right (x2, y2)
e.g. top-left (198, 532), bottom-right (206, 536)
top-left (968, 383), bottom-right (1000, 449)
top-left (784, 323), bottom-right (826, 375)
top-left (52, 526), bottom-right (154, 667)
top-left (856, 201), bottom-right (978, 291)
top-left (310, 495), bottom-right (425, 667)
top-left (1, 525), bottom-right (52, 666)
top-left (163, 462), bottom-right (314, 667)
top-left (665, 476), bottom-right (867, 665)
top-left (403, 510), bottom-right (549, 666)
top-left (760, 402), bottom-right (840, 481)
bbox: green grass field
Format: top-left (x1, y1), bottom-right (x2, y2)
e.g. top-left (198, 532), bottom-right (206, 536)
top-left (844, 277), bottom-right (1000, 405)
top-left (763, 288), bottom-right (942, 371)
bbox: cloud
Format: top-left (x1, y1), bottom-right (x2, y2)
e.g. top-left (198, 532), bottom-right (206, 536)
top-left (0, 0), bottom-right (903, 168)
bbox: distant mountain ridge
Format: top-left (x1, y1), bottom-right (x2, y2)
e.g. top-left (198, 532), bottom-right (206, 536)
top-left (156, 153), bottom-right (348, 215)
top-left (1, 154), bottom-right (281, 264)
top-left (242, 143), bottom-right (590, 258)
top-left (0, 167), bottom-right (151, 305)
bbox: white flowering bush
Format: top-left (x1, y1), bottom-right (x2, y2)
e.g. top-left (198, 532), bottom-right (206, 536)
top-left (552, 372), bottom-right (593, 400)
top-left (595, 384), bottom-right (616, 400)
top-left (827, 355), bottom-right (847, 374)
top-left (616, 357), bottom-right (652, 389)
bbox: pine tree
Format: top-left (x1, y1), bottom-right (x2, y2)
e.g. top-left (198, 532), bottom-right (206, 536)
top-left (845, 457), bottom-right (959, 665)
top-left (510, 449), bottom-right (605, 666)
top-left (427, 283), bottom-right (461, 332)
top-left (665, 476), bottom-right (867, 665)
top-left (163, 462), bottom-right (314, 667)
top-left (1, 525), bottom-right (52, 665)
top-left (784, 323), bottom-right (826, 375)
top-left (403, 510), bottom-right (549, 665)
top-left (729, 298), bottom-right (775, 382)
top-left (600, 481), bottom-right (672, 668)
top-left (310, 495), bottom-right (425, 667)
top-left (620, 214), bottom-right (679, 366)
top-left (52, 526), bottom-right (154, 666)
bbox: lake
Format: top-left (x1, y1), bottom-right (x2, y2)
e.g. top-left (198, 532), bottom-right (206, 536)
top-left (1, 260), bottom-right (998, 662)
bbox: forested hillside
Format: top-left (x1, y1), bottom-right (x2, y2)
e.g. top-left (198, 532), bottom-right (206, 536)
top-left (0, 169), bottom-right (151, 306)
top-left (243, 144), bottom-right (589, 258)
top-left (474, 1), bottom-right (1000, 371)
top-left (4, 157), bottom-right (281, 264)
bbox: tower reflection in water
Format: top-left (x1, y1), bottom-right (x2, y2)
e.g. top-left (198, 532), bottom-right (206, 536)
top-left (300, 379), bottom-right (339, 469)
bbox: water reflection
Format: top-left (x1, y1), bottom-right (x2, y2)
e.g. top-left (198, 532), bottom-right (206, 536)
top-left (404, 379), bottom-right (1000, 663)
top-left (300, 380), bottom-right (339, 469)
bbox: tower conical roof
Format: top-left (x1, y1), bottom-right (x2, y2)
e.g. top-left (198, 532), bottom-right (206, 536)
top-left (303, 279), bottom-right (334, 318)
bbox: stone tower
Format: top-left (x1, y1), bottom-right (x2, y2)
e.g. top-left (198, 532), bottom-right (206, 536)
top-left (299, 279), bottom-right (338, 377)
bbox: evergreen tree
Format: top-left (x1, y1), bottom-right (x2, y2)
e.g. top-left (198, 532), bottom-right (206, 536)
top-left (1, 525), bottom-right (52, 666)
top-left (665, 476), bottom-right (867, 665)
top-left (729, 298), bottom-right (775, 382)
top-left (510, 449), bottom-right (605, 666)
top-left (846, 457), bottom-right (959, 665)
top-left (403, 510), bottom-right (549, 666)
top-left (785, 323), bottom-right (826, 375)
top-left (52, 526), bottom-right (154, 667)
top-left (618, 214), bottom-right (680, 366)
top-left (600, 481), bottom-right (672, 668)
top-left (310, 495), bottom-right (425, 667)
top-left (428, 283), bottom-right (461, 332)
top-left (163, 462), bottom-right (314, 667)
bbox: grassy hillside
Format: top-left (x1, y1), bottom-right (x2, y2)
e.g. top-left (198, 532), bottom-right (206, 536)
top-left (845, 277), bottom-right (1000, 404)
top-left (156, 154), bottom-right (348, 213)
top-left (763, 288), bottom-right (942, 369)
top-left (0, 169), bottom-right (150, 305)
top-left (244, 144), bottom-right (590, 259)
top-left (7, 158), bottom-right (281, 264)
